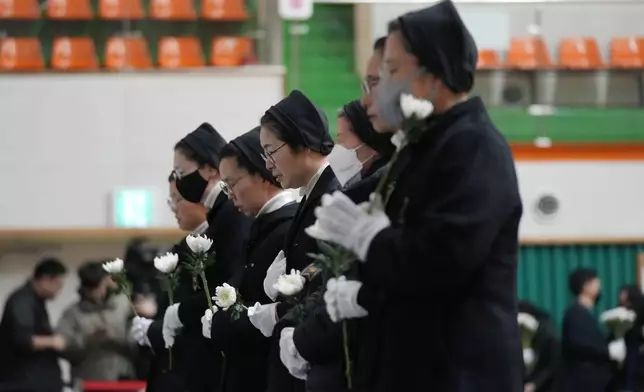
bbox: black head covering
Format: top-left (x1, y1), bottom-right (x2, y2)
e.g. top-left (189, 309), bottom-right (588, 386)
top-left (180, 122), bottom-right (227, 169)
top-left (397, 0), bottom-right (478, 93)
top-left (264, 90), bottom-right (334, 155)
top-left (341, 99), bottom-right (394, 157)
top-left (230, 127), bottom-right (281, 188)
top-left (568, 268), bottom-right (598, 296)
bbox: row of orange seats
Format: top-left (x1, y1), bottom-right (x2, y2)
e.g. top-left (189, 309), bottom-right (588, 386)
top-left (0, 36), bottom-right (255, 70)
top-left (478, 37), bottom-right (644, 70)
top-left (0, 0), bottom-right (246, 20)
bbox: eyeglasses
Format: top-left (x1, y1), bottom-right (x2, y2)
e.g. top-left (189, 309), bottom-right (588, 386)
top-left (361, 75), bottom-right (380, 94)
top-left (221, 173), bottom-right (248, 196)
top-left (261, 143), bottom-right (286, 164)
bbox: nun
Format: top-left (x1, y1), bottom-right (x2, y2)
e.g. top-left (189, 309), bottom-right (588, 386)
top-left (198, 127), bottom-right (299, 392)
top-left (330, 99), bottom-right (394, 188)
top-left (306, 1), bottom-right (524, 391)
top-left (245, 90), bottom-right (340, 392)
top-left (133, 123), bottom-right (253, 392)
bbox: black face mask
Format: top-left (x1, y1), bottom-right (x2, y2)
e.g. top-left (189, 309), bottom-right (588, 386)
top-left (595, 291), bottom-right (602, 304)
top-left (176, 171), bottom-right (208, 203)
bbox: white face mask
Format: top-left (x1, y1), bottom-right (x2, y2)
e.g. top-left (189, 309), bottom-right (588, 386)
top-left (328, 144), bottom-right (364, 186)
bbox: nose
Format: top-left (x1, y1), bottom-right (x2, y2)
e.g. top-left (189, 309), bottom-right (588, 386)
top-left (265, 158), bottom-right (275, 171)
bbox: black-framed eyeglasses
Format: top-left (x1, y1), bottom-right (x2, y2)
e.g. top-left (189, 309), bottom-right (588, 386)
top-left (221, 173), bottom-right (248, 196)
top-left (261, 143), bottom-right (287, 164)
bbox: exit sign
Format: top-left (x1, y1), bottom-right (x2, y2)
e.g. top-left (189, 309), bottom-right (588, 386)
top-left (278, 0), bottom-right (313, 21)
top-left (112, 189), bottom-right (154, 228)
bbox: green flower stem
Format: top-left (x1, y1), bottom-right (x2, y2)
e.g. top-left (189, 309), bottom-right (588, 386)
top-left (342, 320), bottom-right (353, 390)
top-left (199, 272), bottom-right (216, 314)
top-left (366, 148), bottom-right (400, 214)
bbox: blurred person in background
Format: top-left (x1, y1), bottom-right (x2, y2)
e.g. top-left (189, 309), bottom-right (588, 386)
top-left (255, 90), bottom-right (339, 392)
top-left (0, 257), bottom-right (67, 392)
top-left (561, 268), bottom-right (625, 392)
top-left (518, 300), bottom-right (560, 392)
top-left (124, 237), bottom-right (164, 317)
top-left (57, 261), bottom-right (136, 381)
top-left (330, 99), bottom-right (394, 188)
top-left (133, 123), bottom-right (252, 392)
top-left (609, 284), bottom-right (644, 392)
top-left (201, 127), bottom-right (298, 392)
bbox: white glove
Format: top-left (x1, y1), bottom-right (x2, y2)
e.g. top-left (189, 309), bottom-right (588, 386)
top-left (130, 316), bottom-right (153, 347)
top-left (162, 303), bottom-right (183, 348)
top-left (264, 251), bottom-right (287, 300)
top-left (523, 348), bottom-right (535, 367)
top-left (248, 302), bottom-right (279, 337)
top-left (323, 276), bottom-right (368, 323)
top-left (279, 327), bottom-right (309, 380)
top-left (201, 307), bottom-right (219, 339)
top-left (306, 191), bottom-right (390, 261)
top-left (609, 339), bottom-right (626, 363)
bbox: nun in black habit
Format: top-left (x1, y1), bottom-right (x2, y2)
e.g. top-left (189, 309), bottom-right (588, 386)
top-left (198, 127), bottom-right (299, 392)
top-left (136, 123), bottom-right (253, 392)
top-left (246, 90), bottom-right (340, 392)
top-left (307, 1), bottom-right (524, 391)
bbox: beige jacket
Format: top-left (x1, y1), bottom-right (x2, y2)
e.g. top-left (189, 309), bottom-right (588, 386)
top-left (57, 294), bottom-right (136, 381)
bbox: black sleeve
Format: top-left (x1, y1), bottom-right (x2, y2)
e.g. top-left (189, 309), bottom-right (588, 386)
top-left (563, 308), bottom-right (610, 363)
top-left (530, 319), bottom-right (561, 389)
top-left (5, 294), bottom-right (37, 353)
top-left (292, 296), bottom-right (343, 365)
top-left (363, 129), bottom-right (519, 297)
top-left (178, 204), bottom-right (252, 327)
top-left (146, 319), bottom-right (167, 354)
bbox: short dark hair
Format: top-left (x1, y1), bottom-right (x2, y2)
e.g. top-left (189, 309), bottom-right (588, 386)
top-left (78, 261), bottom-right (108, 290)
top-left (33, 257), bottom-right (67, 279)
top-left (220, 142), bottom-right (263, 178)
top-left (373, 36), bottom-right (386, 52)
top-left (387, 19), bottom-right (413, 54)
top-left (259, 116), bottom-right (306, 153)
top-left (568, 268), bottom-right (598, 296)
top-left (174, 140), bottom-right (206, 166)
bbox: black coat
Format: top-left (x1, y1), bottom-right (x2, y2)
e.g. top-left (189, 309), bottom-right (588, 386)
top-left (146, 192), bottom-right (253, 392)
top-left (0, 283), bottom-right (62, 392)
top-left (560, 302), bottom-right (613, 392)
top-left (267, 166), bottom-right (341, 392)
top-left (208, 201), bottom-right (298, 392)
top-left (353, 97), bottom-right (523, 392)
top-left (520, 304), bottom-right (560, 392)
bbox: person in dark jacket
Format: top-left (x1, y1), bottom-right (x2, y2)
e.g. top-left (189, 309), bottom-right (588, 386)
top-left (561, 268), bottom-right (625, 392)
top-left (132, 123), bottom-right (253, 392)
top-left (247, 90), bottom-right (340, 392)
top-left (199, 127), bottom-right (298, 392)
top-left (283, 37), bottom-right (394, 392)
top-left (0, 258), bottom-right (67, 392)
top-left (609, 284), bottom-right (644, 392)
top-left (329, 99), bottom-right (394, 188)
top-left (307, 2), bottom-right (524, 391)
top-left (518, 301), bottom-right (560, 392)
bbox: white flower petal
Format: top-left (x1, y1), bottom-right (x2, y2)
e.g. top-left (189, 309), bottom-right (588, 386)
top-left (214, 283), bottom-right (238, 310)
top-left (102, 258), bottom-right (124, 274)
top-left (154, 252), bottom-right (179, 273)
top-left (186, 234), bottom-right (213, 254)
top-left (273, 270), bottom-right (306, 296)
top-left (400, 94), bottom-right (415, 119)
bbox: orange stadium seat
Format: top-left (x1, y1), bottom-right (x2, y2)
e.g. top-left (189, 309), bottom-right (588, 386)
top-left (610, 37), bottom-right (644, 68)
top-left (99, 0), bottom-right (145, 19)
top-left (0, 37), bottom-right (44, 71)
top-left (202, 0), bottom-right (247, 21)
top-left (0, 0), bottom-right (40, 19)
top-left (210, 37), bottom-right (254, 66)
top-left (158, 37), bottom-right (205, 68)
top-left (506, 37), bottom-right (551, 69)
top-left (477, 49), bottom-right (501, 69)
top-left (105, 36), bottom-right (153, 70)
top-left (558, 37), bottom-right (603, 69)
top-left (51, 37), bottom-right (98, 70)
top-left (151, 0), bottom-right (197, 20)
top-left (47, 0), bottom-right (93, 19)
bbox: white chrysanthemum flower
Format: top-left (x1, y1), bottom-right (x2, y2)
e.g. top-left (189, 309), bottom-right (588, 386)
top-left (601, 307), bottom-right (637, 323)
top-left (518, 312), bottom-right (539, 331)
top-left (247, 302), bottom-right (262, 317)
top-left (213, 283), bottom-right (237, 310)
top-left (400, 93), bottom-right (434, 120)
top-left (390, 130), bottom-right (407, 151)
top-left (186, 234), bottom-right (213, 254)
top-left (102, 258), bottom-right (124, 274)
top-left (273, 269), bottom-right (306, 296)
top-left (523, 348), bottom-right (536, 366)
top-left (154, 252), bottom-right (179, 273)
